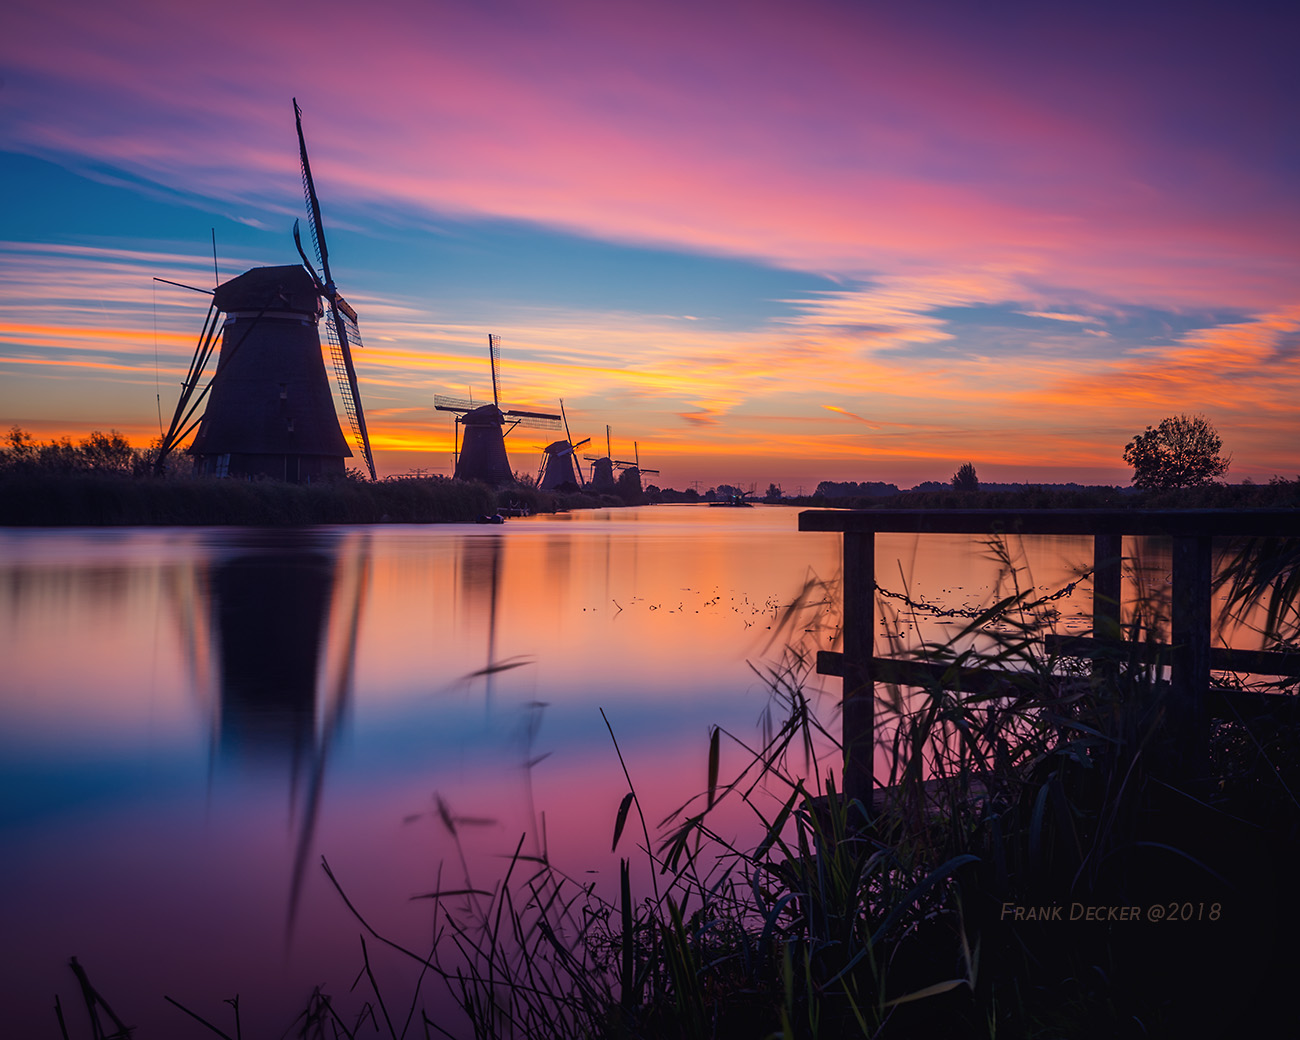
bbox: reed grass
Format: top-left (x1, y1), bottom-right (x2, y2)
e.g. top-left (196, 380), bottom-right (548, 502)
top-left (369, 534), bottom-right (1300, 1038)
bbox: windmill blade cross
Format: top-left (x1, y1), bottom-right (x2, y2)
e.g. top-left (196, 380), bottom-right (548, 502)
top-left (434, 394), bottom-right (475, 413)
top-left (294, 98), bottom-right (331, 288)
top-left (559, 399), bottom-right (573, 445)
top-left (506, 413), bottom-right (564, 430)
top-left (505, 408), bottom-right (562, 422)
top-left (488, 334), bottom-right (501, 408)
top-left (321, 299), bottom-right (377, 479)
top-left (292, 220), bottom-right (323, 288)
top-left (334, 293), bottom-right (358, 323)
top-left (294, 98), bottom-right (376, 480)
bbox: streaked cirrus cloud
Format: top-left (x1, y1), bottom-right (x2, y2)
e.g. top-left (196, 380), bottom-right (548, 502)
top-left (1, 0), bottom-right (1297, 486)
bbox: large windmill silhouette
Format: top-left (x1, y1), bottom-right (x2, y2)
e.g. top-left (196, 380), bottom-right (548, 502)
top-left (435, 335), bottom-right (561, 484)
top-left (154, 100), bottom-right (377, 482)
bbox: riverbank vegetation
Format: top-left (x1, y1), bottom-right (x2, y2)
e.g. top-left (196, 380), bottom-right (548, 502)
top-left (6, 426), bottom-right (1296, 526)
top-left (0, 467), bottom-right (629, 526)
top-left (0, 426), bottom-right (623, 525)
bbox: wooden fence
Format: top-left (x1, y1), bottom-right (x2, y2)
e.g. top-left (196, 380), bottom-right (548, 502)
top-left (798, 508), bottom-right (1299, 806)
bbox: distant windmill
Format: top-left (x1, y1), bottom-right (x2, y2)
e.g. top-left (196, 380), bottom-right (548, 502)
top-left (435, 335), bottom-right (561, 484)
top-left (584, 427), bottom-right (658, 496)
top-left (537, 401), bottom-right (590, 490)
top-left (614, 440), bottom-right (660, 496)
top-left (584, 425), bottom-right (618, 493)
top-left (154, 99), bottom-right (377, 482)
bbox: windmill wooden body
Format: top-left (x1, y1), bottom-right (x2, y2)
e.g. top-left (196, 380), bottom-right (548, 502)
top-left (155, 100), bottom-right (377, 482)
top-left (436, 335), bottom-right (561, 485)
top-left (185, 265), bottom-right (351, 481)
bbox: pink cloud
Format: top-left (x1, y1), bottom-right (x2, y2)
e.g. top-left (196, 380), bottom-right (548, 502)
top-left (5, 0), bottom-right (1296, 313)
top-left (5, 0), bottom-right (1298, 484)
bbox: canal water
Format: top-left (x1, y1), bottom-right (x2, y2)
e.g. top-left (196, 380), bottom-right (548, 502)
top-left (1, 505), bottom-right (1109, 1036)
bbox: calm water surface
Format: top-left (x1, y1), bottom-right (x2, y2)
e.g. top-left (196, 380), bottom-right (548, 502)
top-left (2, 506), bottom-right (1104, 1035)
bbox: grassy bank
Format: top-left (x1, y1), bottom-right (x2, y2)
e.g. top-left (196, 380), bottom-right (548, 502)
top-left (0, 471), bottom-right (622, 526)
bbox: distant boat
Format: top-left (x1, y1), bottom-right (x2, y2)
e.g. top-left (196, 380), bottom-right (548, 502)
top-left (710, 494), bottom-right (754, 507)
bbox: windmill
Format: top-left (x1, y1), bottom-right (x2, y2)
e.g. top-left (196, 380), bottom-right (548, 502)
top-left (584, 425), bottom-right (618, 492)
top-left (537, 401), bottom-right (590, 490)
top-left (584, 427), bottom-right (659, 496)
top-left (153, 99), bottom-right (377, 482)
top-left (435, 335), bottom-right (561, 484)
top-left (613, 440), bottom-right (660, 496)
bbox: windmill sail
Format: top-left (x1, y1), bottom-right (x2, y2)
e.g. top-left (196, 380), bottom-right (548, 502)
top-left (489, 333), bottom-right (502, 407)
top-left (295, 99), bottom-right (377, 480)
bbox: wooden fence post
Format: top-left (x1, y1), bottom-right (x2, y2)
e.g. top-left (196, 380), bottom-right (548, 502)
top-left (1171, 535), bottom-right (1212, 780)
top-left (842, 531), bottom-right (875, 808)
top-left (1093, 533), bottom-right (1123, 642)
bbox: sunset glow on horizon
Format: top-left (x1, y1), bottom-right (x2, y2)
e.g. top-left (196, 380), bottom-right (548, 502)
top-left (3, 0), bottom-right (1297, 489)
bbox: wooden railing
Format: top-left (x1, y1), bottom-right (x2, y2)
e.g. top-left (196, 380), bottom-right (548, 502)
top-left (798, 508), bottom-right (1299, 806)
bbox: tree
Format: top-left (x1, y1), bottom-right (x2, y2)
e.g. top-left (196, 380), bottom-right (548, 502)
top-left (764, 482), bottom-right (783, 503)
top-left (1, 426), bottom-right (37, 469)
top-left (616, 466), bottom-right (645, 504)
top-left (1123, 414), bottom-right (1230, 490)
top-left (79, 430), bottom-right (136, 472)
top-left (952, 462), bottom-right (979, 492)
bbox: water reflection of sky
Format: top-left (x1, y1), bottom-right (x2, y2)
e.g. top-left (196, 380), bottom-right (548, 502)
top-left (0, 507), bottom-right (1155, 1036)
top-left (0, 508), bottom-right (847, 1035)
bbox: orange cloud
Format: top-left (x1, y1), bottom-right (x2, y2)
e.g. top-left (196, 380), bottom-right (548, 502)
top-left (4, 2), bottom-right (1298, 486)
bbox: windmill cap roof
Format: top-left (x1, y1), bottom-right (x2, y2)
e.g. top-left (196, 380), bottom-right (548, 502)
top-left (461, 403), bottom-right (505, 424)
top-left (215, 265), bottom-right (321, 316)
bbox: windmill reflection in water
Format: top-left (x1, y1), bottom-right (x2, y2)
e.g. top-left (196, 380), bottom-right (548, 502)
top-left (174, 529), bottom-right (371, 935)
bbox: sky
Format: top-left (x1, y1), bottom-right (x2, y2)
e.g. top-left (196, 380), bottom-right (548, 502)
top-left (2, 0), bottom-right (1297, 490)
